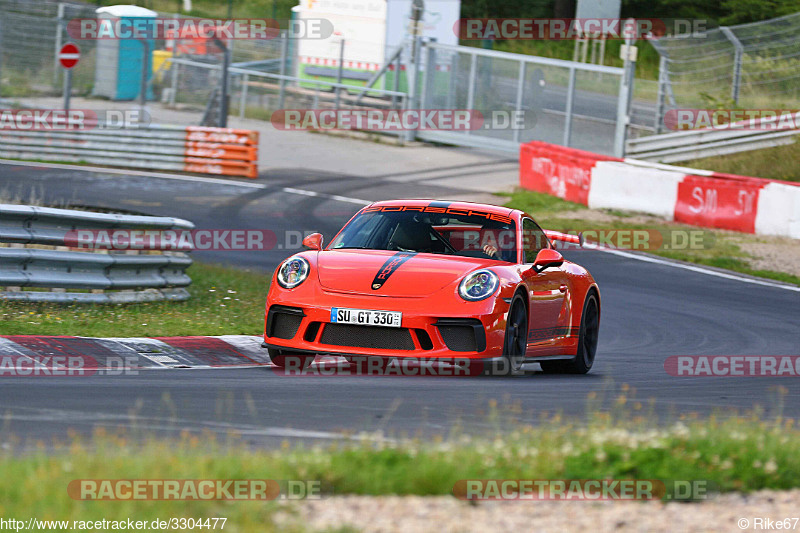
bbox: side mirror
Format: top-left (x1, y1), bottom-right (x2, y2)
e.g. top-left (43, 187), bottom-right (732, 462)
top-left (302, 233), bottom-right (323, 251)
top-left (532, 248), bottom-right (564, 273)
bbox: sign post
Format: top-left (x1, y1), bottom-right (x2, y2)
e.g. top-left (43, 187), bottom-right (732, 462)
top-left (59, 43), bottom-right (80, 112)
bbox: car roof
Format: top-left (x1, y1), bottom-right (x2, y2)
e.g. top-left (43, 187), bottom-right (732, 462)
top-left (367, 199), bottom-right (519, 218)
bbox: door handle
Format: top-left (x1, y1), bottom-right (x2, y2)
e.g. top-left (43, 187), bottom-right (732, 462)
top-left (559, 284), bottom-right (568, 293)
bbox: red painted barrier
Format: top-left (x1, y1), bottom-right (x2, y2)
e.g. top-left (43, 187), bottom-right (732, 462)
top-left (674, 174), bottom-right (766, 233)
top-left (519, 142), bottom-right (621, 205)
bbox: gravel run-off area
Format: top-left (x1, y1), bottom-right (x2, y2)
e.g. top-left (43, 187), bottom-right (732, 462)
top-left (277, 490), bottom-right (800, 532)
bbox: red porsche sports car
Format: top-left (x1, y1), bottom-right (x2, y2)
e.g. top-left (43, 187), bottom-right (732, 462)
top-left (262, 200), bottom-right (600, 375)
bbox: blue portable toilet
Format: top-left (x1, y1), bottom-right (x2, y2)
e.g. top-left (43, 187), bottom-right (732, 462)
top-left (93, 5), bottom-right (157, 100)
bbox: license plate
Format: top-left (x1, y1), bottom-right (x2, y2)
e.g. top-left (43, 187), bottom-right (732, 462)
top-left (330, 307), bottom-right (402, 328)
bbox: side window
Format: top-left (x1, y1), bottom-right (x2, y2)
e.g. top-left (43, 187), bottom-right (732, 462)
top-left (522, 218), bottom-right (549, 263)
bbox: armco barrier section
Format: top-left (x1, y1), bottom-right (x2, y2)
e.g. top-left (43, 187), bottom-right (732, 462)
top-left (0, 204), bottom-right (194, 303)
top-left (0, 125), bottom-right (258, 179)
top-left (626, 112), bottom-right (800, 164)
top-left (520, 141), bottom-right (800, 239)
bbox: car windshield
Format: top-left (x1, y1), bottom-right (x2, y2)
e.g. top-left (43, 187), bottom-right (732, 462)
top-left (328, 207), bottom-right (518, 262)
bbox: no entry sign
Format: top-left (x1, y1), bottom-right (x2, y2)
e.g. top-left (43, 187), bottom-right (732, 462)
top-left (59, 43), bottom-right (80, 69)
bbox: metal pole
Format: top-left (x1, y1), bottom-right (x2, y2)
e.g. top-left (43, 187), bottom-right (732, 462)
top-left (53, 2), bottom-right (65, 87)
top-left (392, 53), bottom-right (402, 109)
top-left (278, 32), bottom-right (288, 109)
top-left (211, 38), bottom-right (231, 127)
top-left (63, 68), bottom-right (72, 112)
top-left (720, 26), bottom-right (743, 104)
top-left (464, 52), bottom-right (476, 136)
top-left (404, 36), bottom-right (422, 142)
top-left (563, 67), bottom-right (576, 147)
top-left (655, 55), bottom-right (667, 134)
top-left (613, 20), bottom-right (637, 157)
top-left (334, 39), bottom-right (345, 110)
top-left (513, 61), bottom-right (526, 144)
top-left (0, 16), bottom-right (3, 98)
top-left (420, 39), bottom-right (436, 110)
top-left (445, 51), bottom-right (457, 110)
top-left (169, 55), bottom-right (179, 106)
top-left (139, 40), bottom-right (149, 115)
top-left (239, 72), bottom-right (249, 118)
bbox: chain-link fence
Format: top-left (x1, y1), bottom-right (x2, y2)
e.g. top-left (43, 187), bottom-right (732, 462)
top-left (0, 1), bottom-right (98, 98)
top-left (0, 0), bottom-right (286, 124)
top-left (1, 1), bottom-right (636, 154)
top-left (651, 12), bottom-right (800, 132)
top-left (419, 42), bottom-right (627, 155)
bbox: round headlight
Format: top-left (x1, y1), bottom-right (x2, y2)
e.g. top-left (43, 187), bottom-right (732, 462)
top-left (277, 256), bottom-right (310, 289)
top-left (458, 269), bottom-right (499, 301)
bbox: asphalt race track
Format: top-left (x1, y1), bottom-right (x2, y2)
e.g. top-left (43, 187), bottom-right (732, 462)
top-left (1, 160), bottom-right (799, 447)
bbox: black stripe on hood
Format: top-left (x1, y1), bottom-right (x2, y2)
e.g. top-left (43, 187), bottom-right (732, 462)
top-left (371, 252), bottom-right (416, 290)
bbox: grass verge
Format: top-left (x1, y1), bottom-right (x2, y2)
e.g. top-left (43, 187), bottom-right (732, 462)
top-left (681, 140), bottom-right (800, 183)
top-left (501, 189), bottom-right (800, 286)
top-left (0, 262), bottom-right (268, 337)
top-left (2, 401), bottom-right (799, 524)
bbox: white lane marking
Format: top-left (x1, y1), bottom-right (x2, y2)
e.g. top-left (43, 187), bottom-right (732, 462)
top-left (282, 186), bottom-right (370, 205)
top-left (592, 246), bottom-right (800, 292)
top-left (0, 159), bottom-right (371, 206)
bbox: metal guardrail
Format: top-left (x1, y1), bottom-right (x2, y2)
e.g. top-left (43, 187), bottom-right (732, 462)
top-left (0, 204), bottom-right (194, 303)
top-left (626, 113), bottom-right (799, 163)
top-left (0, 124), bottom-right (259, 179)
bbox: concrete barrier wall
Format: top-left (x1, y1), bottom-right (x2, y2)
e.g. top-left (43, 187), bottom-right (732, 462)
top-left (519, 141), bottom-right (800, 239)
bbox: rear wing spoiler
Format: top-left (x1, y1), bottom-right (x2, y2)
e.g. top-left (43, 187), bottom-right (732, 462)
top-left (545, 230), bottom-right (584, 247)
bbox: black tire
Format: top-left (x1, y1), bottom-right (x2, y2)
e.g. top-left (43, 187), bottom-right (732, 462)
top-left (489, 293), bottom-right (528, 376)
top-left (540, 292), bottom-right (599, 375)
top-left (268, 348), bottom-right (314, 370)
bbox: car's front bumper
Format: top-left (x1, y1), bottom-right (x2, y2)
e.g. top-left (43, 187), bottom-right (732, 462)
top-left (264, 287), bottom-right (510, 360)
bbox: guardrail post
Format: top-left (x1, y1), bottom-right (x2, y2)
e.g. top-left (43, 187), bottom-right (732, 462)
top-left (563, 66), bottom-right (576, 147)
